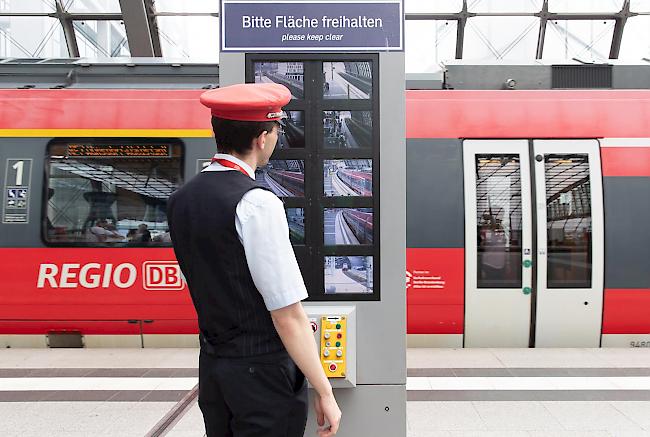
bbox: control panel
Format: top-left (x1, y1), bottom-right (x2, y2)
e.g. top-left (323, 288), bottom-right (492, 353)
top-left (307, 306), bottom-right (356, 388)
top-left (320, 316), bottom-right (347, 378)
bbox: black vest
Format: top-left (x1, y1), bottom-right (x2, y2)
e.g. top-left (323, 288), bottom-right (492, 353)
top-left (167, 170), bottom-right (285, 357)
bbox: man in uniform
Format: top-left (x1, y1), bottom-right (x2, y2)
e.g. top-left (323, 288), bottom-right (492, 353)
top-left (167, 83), bottom-right (341, 437)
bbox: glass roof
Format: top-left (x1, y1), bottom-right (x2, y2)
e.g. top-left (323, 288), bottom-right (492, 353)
top-left (1, 0), bottom-right (649, 72)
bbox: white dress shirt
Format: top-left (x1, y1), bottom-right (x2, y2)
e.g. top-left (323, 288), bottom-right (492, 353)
top-left (202, 153), bottom-right (308, 311)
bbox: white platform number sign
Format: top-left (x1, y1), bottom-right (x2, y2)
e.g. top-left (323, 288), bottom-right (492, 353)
top-left (3, 158), bottom-right (33, 224)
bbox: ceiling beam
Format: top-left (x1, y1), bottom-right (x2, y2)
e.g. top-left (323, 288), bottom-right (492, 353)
top-left (118, 0), bottom-right (154, 56)
top-left (55, 0), bottom-right (79, 58)
top-left (610, 0), bottom-right (634, 59)
top-left (536, 0), bottom-right (549, 59)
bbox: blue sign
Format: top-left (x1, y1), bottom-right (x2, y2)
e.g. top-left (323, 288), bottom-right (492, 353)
top-left (221, 1), bottom-right (403, 51)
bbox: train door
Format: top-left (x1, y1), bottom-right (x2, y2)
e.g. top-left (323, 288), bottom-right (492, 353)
top-left (533, 140), bottom-right (604, 347)
top-left (463, 140), bottom-right (533, 347)
top-left (463, 140), bottom-right (604, 347)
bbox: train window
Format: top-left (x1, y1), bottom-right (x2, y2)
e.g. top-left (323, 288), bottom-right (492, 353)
top-left (44, 141), bottom-right (183, 246)
top-left (253, 61), bottom-right (304, 99)
top-left (324, 160), bottom-right (372, 197)
top-left (324, 256), bottom-right (374, 294)
top-left (544, 154), bottom-right (592, 288)
top-left (286, 208), bottom-right (305, 245)
top-left (323, 111), bottom-right (373, 149)
top-left (323, 61), bottom-right (372, 100)
top-left (324, 208), bottom-right (373, 245)
top-left (255, 159), bottom-right (305, 197)
top-left (475, 154), bottom-right (523, 289)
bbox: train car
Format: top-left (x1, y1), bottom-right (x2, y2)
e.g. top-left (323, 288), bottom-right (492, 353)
top-left (267, 169), bottom-right (305, 196)
top-left (337, 169), bottom-right (372, 196)
top-left (0, 62), bottom-right (648, 349)
top-left (342, 209), bottom-right (373, 244)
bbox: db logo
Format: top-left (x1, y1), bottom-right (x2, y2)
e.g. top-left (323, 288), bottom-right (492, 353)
top-left (142, 261), bottom-right (185, 291)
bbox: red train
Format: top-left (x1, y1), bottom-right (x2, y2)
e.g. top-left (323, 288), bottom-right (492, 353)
top-left (337, 169), bottom-right (372, 196)
top-left (342, 210), bottom-right (373, 244)
top-left (266, 169), bottom-right (305, 196)
top-left (0, 82), bottom-right (648, 348)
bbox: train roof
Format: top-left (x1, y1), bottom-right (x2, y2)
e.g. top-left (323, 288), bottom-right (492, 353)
top-left (1, 58), bottom-right (649, 90)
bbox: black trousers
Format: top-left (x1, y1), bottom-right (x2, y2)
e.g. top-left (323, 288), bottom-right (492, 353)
top-left (198, 348), bottom-right (308, 437)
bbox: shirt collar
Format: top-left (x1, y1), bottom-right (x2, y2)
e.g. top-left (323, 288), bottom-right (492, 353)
top-left (209, 153), bottom-right (255, 180)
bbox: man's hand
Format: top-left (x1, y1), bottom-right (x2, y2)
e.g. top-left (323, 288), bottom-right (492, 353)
top-left (314, 392), bottom-right (341, 437)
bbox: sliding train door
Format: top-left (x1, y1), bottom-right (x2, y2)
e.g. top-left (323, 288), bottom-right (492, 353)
top-left (533, 140), bottom-right (604, 347)
top-left (463, 141), bottom-right (534, 347)
top-left (463, 140), bottom-right (604, 347)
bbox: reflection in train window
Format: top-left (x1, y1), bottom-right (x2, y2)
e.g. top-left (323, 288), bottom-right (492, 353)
top-left (324, 208), bottom-right (373, 245)
top-left (255, 160), bottom-right (305, 197)
top-left (323, 159), bottom-right (372, 197)
top-left (286, 208), bottom-right (305, 244)
top-left (475, 154), bottom-right (523, 289)
top-left (253, 61), bottom-right (304, 99)
top-left (324, 256), bottom-right (373, 294)
top-left (545, 154), bottom-right (592, 288)
top-left (323, 61), bottom-right (372, 100)
top-left (323, 111), bottom-right (372, 149)
top-left (44, 142), bottom-right (183, 246)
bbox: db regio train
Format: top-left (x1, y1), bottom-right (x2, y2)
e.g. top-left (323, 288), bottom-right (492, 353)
top-left (0, 61), bottom-right (648, 349)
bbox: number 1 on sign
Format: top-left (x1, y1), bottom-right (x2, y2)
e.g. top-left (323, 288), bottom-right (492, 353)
top-left (12, 161), bottom-right (23, 185)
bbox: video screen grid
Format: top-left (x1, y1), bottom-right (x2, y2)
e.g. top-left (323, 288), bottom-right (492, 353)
top-left (250, 57), bottom-right (376, 298)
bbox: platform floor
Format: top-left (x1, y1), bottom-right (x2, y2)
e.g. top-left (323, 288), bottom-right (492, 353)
top-left (0, 348), bottom-right (649, 437)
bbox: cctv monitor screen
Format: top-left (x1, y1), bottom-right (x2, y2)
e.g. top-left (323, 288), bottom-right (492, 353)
top-left (323, 111), bottom-right (372, 149)
top-left (324, 256), bottom-right (373, 294)
top-left (324, 208), bottom-right (373, 245)
top-left (323, 61), bottom-right (372, 100)
top-left (255, 160), bottom-right (305, 197)
top-left (323, 160), bottom-right (372, 197)
top-left (254, 62), bottom-right (304, 99)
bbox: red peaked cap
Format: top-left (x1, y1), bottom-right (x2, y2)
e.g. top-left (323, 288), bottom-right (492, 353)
top-left (200, 83), bottom-right (291, 122)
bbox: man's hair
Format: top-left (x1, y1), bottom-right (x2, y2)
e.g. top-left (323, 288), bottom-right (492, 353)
top-left (211, 116), bottom-right (278, 155)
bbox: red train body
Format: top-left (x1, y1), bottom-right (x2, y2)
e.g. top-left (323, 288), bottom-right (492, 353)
top-left (337, 169), bottom-right (372, 196)
top-left (0, 88), bottom-right (648, 347)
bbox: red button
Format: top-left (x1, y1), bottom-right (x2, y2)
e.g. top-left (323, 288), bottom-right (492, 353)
top-left (337, 333), bottom-right (342, 339)
top-left (329, 364), bottom-right (337, 372)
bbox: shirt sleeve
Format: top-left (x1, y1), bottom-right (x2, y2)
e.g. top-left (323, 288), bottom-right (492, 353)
top-left (236, 189), bottom-right (308, 311)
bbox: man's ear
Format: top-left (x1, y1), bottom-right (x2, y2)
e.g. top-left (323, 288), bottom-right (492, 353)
top-left (256, 130), bottom-right (269, 150)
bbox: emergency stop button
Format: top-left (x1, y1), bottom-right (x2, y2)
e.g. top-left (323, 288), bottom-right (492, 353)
top-left (329, 363), bottom-right (337, 372)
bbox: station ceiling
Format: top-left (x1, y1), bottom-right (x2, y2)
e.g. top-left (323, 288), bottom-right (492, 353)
top-left (0, 0), bottom-right (649, 73)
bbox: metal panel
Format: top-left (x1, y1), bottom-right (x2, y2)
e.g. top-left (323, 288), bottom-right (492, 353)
top-left (445, 64), bottom-right (552, 90)
top-left (603, 177), bottom-right (650, 288)
top-left (407, 139), bottom-right (464, 248)
top-left (463, 140), bottom-right (533, 347)
top-left (219, 50), bottom-right (406, 435)
top-left (612, 65), bottom-right (650, 89)
top-left (533, 140), bottom-right (604, 347)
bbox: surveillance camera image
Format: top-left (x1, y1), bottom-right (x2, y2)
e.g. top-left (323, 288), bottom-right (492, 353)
top-left (254, 62), bottom-right (304, 98)
top-left (278, 111), bottom-right (305, 149)
top-left (323, 159), bottom-right (372, 197)
top-left (323, 111), bottom-right (372, 149)
top-left (324, 208), bottom-right (373, 245)
top-left (323, 61), bottom-right (372, 99)
top-left (324, 256), bottom-right (373, 294)
top-left (255, 160), bottom-right (304, 197)
top-left (286, 208), bottom-right (305, 244)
